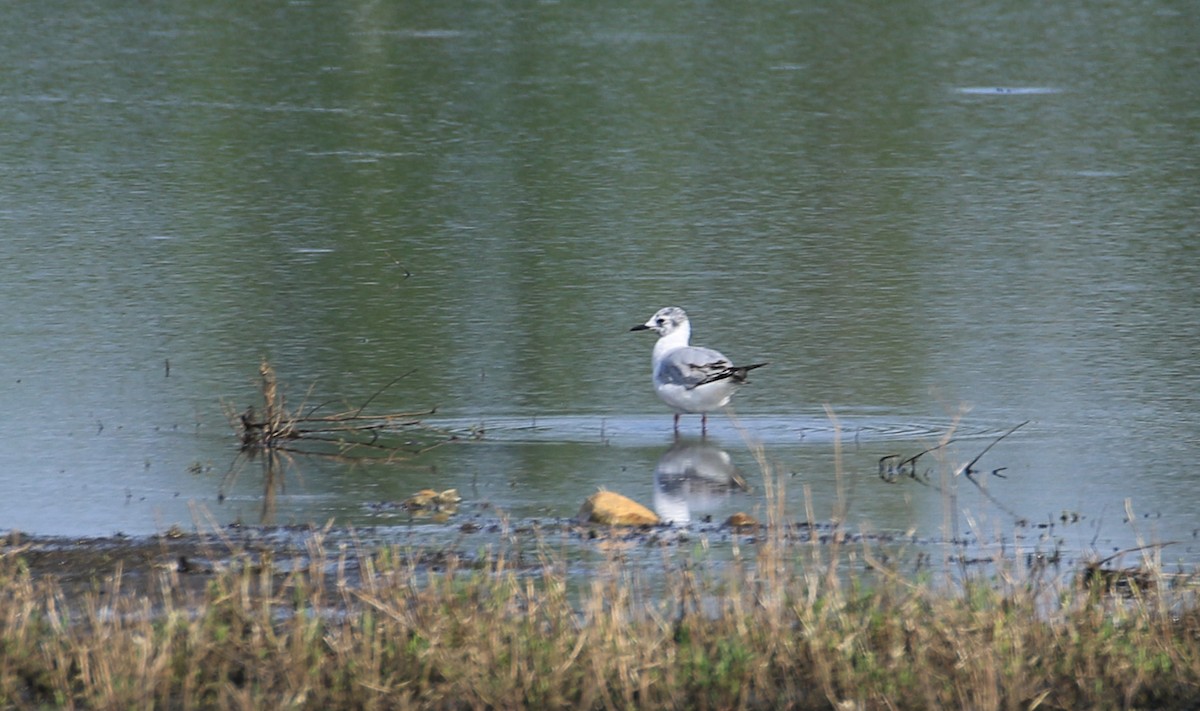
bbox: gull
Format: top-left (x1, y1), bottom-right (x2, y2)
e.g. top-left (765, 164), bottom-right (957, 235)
top-left (631, 306), bottom-right (767, 434)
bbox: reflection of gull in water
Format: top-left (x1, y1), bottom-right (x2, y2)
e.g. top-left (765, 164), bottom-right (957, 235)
top-left (653, 440), bottom-right (749, 524)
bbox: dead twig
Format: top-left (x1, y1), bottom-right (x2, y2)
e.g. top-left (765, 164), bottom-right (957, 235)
top-left (879, 420), bottom-right (1031, 520)
top-left (222, 359), bottom-right (447, 461)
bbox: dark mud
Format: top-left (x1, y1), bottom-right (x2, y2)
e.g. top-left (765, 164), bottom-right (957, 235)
top-left (5, 517), bottom-right (1184, 611)
top-left (2, 512), bottom-right (941, 604)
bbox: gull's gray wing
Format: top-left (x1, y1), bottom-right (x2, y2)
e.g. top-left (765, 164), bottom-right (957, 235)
top-left (657, 347), bottom-right (736, 389)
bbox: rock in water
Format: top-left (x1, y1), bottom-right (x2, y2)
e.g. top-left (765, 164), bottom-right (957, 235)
top-left (579, 490), bottom-right (660, 526)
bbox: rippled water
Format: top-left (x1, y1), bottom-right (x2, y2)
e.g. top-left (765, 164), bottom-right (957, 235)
top-left (1, 0), bottom-right (1197, 567)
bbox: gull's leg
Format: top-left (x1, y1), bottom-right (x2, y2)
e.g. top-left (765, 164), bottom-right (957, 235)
top-left (673, 413), bottom-right (680, 435)
top-left (701, 413), bottom-right (708, 437)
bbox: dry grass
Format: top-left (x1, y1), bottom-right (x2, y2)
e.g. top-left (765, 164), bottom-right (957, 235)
top-left (1, 517), bottom-right (1198, 710)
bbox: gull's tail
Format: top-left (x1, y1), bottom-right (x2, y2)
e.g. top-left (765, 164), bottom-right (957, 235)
top-left (731, 362), bottom-right (768, 384)
top-left (692, 362), bottom-right (769, 388)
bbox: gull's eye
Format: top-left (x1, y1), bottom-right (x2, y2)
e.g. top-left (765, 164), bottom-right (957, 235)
top-left (656, 318), bottom-right (665, 326)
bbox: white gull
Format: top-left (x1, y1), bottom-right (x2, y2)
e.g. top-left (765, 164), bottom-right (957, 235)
top-left (631, 306), bottom-right (767, 434)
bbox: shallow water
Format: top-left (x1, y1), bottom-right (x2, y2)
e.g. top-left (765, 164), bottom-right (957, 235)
top-left (1, 0), bottom-right (1197, 567)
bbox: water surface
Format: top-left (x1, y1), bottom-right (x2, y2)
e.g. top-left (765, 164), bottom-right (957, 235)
top-left (1, 0), bottom-right (1197, 567)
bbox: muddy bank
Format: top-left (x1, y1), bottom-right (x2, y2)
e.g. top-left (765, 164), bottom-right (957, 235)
top-left (2, 513), bottom-right (922, 600)
top-left (2, 514), bottom-right (1191, 623)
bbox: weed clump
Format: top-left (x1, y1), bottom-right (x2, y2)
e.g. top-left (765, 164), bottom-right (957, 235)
top-left (225, 359), bottom-right (446, 458)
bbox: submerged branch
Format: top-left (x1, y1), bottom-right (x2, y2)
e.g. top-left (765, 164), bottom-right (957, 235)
top-left (879, 420), bottom-right (1032, 520)
top-left (224, 358), bottom-right (448, 461)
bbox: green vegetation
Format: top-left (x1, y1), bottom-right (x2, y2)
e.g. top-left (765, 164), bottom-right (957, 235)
top-left (1, 524), bottom-right (1197, 710)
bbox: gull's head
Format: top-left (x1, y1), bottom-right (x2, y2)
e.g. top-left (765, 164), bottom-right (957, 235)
top-left (630, 306), bottom-right (689, 337)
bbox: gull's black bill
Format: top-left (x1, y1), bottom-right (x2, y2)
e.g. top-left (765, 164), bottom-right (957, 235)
top-left (630, 324), bottom-right (651, 332)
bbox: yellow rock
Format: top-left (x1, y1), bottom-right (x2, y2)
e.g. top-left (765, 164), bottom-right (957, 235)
top-left (725, 512), bottom-right (759, 529)
top-left (579, 490), bottom-right (659, 526)
top-left (403, 489), bottom-right (440, 509)
top-left (404, 488), bottom-right (463, 511)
